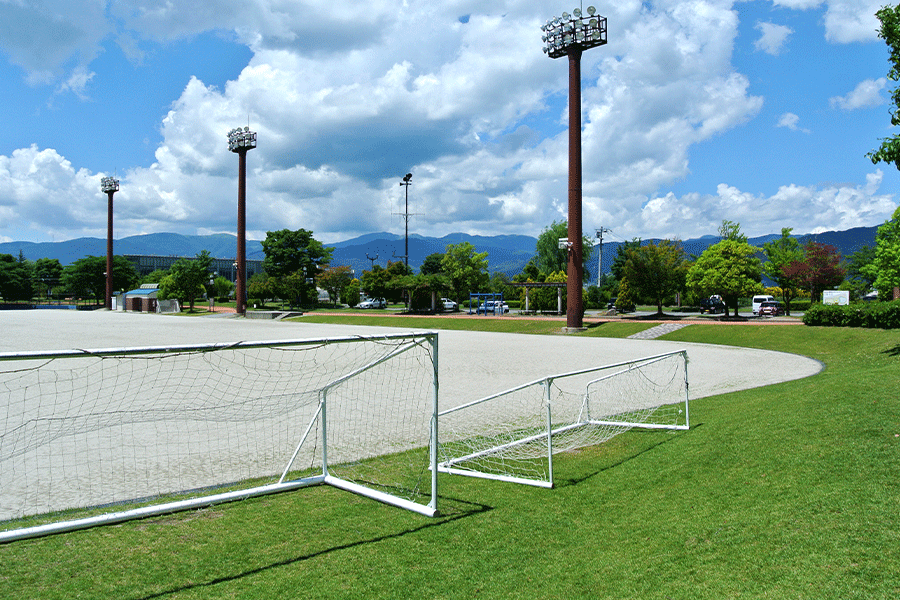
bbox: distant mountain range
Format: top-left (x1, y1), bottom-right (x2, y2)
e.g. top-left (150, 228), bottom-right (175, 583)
top-left (0, 225), bottom-right (880, 284)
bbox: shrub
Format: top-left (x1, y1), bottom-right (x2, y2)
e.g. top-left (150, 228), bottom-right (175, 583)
top-left (802, 300), bottom-right (900, 329)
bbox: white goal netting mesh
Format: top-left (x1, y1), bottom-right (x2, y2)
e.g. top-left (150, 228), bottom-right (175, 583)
top-left (0, 333), bottom-right (438, 535)
top-left (437, 350), bottom-right (688, 487)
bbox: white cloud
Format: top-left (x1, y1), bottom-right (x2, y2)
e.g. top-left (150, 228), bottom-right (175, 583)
top-left (637, 171), bottom-right (897, 239)
top-left (830, 78), bottom-right (887, 110)
top-left (777, 112), bottom-right (810, 133)
top-left (0, 0), bottom-right (108, 85)
top-left (821, 0), bottom-right (883, 43)
top-left (754, 22), bottom-right (793, 55)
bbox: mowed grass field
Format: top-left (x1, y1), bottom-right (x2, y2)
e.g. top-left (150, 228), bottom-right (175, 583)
top-left (1, 320), bottom-right (897, 599)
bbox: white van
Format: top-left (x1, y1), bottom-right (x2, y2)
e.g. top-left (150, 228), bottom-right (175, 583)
top-left (752, 295), bottom-right (776, 315)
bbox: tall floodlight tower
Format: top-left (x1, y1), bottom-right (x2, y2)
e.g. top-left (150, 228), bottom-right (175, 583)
top-left (399, 173), bottom-right (412, 269)
top-left (227, 126), bottom-right (257, 316)
top-left (101, 176), bottom-right (119, 310)
top-left (542, 7), bottom-right (607, 330)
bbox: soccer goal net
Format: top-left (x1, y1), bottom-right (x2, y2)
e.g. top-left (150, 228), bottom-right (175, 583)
top-left (0, 332), bottom-right (439, 542)
top-left (437, 349), bottom-right (689, 488)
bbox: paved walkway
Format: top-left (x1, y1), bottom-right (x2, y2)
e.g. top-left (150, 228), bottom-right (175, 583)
top-left (627, 322), bottom-right (689, 339)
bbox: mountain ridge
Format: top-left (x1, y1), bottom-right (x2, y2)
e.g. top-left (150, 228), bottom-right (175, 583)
top-left (0, 226), bottom-right (880, 283)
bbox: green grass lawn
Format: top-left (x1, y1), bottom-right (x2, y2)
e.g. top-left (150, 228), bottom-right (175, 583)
top-left (1, 323), bottom-right (898, 599)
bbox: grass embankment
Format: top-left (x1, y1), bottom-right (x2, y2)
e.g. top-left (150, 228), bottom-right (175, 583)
top-left (1, 324), bottom-right (897, 599)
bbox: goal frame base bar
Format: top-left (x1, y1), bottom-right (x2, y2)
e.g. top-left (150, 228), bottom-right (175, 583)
top-left (0, 476), bottom-right (325, 544)
top-left (1, 473), bottom-right (441, 543)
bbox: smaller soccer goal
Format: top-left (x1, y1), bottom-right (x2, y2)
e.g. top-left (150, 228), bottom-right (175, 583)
top-left (0, 332), bottom-right (439, 543)
top-left (437, 349), bottom-right (689, 488)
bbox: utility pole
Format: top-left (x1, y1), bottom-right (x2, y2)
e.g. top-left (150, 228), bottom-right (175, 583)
top-left (595, 227), bottom-right (611, 284)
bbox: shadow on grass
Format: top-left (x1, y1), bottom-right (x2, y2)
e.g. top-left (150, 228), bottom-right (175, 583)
top-left (130, 497), bottom-right (492, 600)
top-left (554, 424), bottom-right (703, 488)
top-left (883, 343), bottom-right (900, 357)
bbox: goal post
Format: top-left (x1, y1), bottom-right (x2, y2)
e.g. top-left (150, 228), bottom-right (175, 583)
top-left (0, 332), bottom-right (439, 543)
top-left (437, 349), bottom-right (689, 488)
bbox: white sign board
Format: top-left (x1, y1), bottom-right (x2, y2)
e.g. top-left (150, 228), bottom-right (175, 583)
top-left (822, 290), bottom-right (850, 306)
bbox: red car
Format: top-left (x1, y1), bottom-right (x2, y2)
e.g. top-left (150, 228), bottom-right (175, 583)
top-left (758, 301), bottom-right (785, 317)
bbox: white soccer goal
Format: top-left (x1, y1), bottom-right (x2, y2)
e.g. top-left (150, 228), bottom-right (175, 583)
top-left (0, 332), bottom-right (439, 542)
top-left (437, 349), bottom-right (689, 488)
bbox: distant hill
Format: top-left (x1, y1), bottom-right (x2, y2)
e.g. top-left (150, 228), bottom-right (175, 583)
top-left (0, 225), bottom-right (880, 284)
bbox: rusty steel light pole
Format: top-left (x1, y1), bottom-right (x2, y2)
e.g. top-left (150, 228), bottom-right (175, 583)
top-left (542, 6), bottom-right (607, 330)
top-left (101, 176), bottom-right (119, 310)
top-left (228, 126), bottom-right (257, 316)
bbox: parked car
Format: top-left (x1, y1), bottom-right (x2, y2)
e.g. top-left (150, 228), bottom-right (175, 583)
top-left (476, 300), bottom-right (509, 314)
top-left (441, 298), bottom-right (458, 311)
top-left (758, 300), bottom-right (785, 317)
top-left (358, 297), bottom-right (386, 309)
top-left (752, 294), bottom-right (776, 315)
top-left (699, 297), bottom-right (726, 314)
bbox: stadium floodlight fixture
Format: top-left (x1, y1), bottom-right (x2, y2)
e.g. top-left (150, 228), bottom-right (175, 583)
top-left (228, 126), bottom-right (257, 153)
top-left (541, 6), bottom-right (607, 59)
top-left (101, 176), bottom-right (119, 194)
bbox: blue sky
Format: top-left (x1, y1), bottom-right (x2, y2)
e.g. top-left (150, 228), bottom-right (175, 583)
top-left (0, 0), bottom-right (898, 247)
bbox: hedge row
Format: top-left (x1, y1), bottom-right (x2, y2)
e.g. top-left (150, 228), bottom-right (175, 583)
top-left (802, 300), bottom-right (900, 329)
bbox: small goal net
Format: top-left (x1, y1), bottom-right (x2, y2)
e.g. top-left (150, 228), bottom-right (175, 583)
top-left (437, 350), bottom-right (689, 487)
top-left (0, 333), bottom-right (438, 542)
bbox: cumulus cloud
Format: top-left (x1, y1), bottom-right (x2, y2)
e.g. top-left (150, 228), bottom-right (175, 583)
top-left (777, 112), bottom-right (810, 133)
top-left (830, 78), bottom-right (887, 110)
top-left (637, 171), bottom-right (897, 238)
top-left (754, 22), bottom-right (793, 55)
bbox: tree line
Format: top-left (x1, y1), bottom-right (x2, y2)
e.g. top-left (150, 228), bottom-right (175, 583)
top-left (2, 209), bottom-right (898, 314)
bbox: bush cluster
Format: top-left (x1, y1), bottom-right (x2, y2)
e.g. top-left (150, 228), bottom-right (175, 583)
top-left (802, 300), bottom-right (900, 329)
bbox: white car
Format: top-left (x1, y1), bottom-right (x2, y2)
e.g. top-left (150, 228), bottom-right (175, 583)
top-left (358, 297), bottom-right (386, 309)
top-left (441, 298), bottom-right (458, 311)
top-left (476, 300), bottom-right (510, 314)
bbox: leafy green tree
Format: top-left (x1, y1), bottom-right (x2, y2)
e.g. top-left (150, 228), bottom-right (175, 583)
top-left (62, 256), bottom-right (139, 303)
top-left (360, 265), bottom-right (392, 301)
top-left (0, 253), bottom-right (33, 302)
top-left (247, 273), bottom-right (271, 307)
top-left (344, 279), bottom-right (361, 308)
top-left (393, 273), bottom-right (451, 311)
top-left (441, 242), bottom-right (489, 304)
top-left (534, 220), bottom-right (595, 280)
top-left (420, 253), bottom-right (445, 275)
top-left (784, 241), bottom-right (845, 303)
top-left (317, 265), bottom-right (354, 307)
top-left (158, 250), bottom-right (213, 311)
top-left (762, 228), bottom-right (805, 315)
top-left (686, 239), bottom-right (763, 316)
top-left (718, 219), bottom-right (748, 243)
top-left (867, 205), bottom-right (900, 300)
top-left (141, 269), bottom-right (169, 285)
top-left (514, 259), bottom-right (542, 283)
top-left (868, 5), bottom-right (900, 169)
top-left (609, 239), bottom-right (642, 281)
top-left (210, 276), bottom-right (234, 302)
top-left (488, 272), bottom-right (516, 300)
top-left (623, 240), bottom-right (689, 315)
top-left (261, 229), bottom-right (333, 306)
top-left (32, 258), bottom-right (63, 300)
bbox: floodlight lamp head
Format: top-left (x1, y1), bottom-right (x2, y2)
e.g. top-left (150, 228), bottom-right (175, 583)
top-left (100, 176), bottom-right (119, 193)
